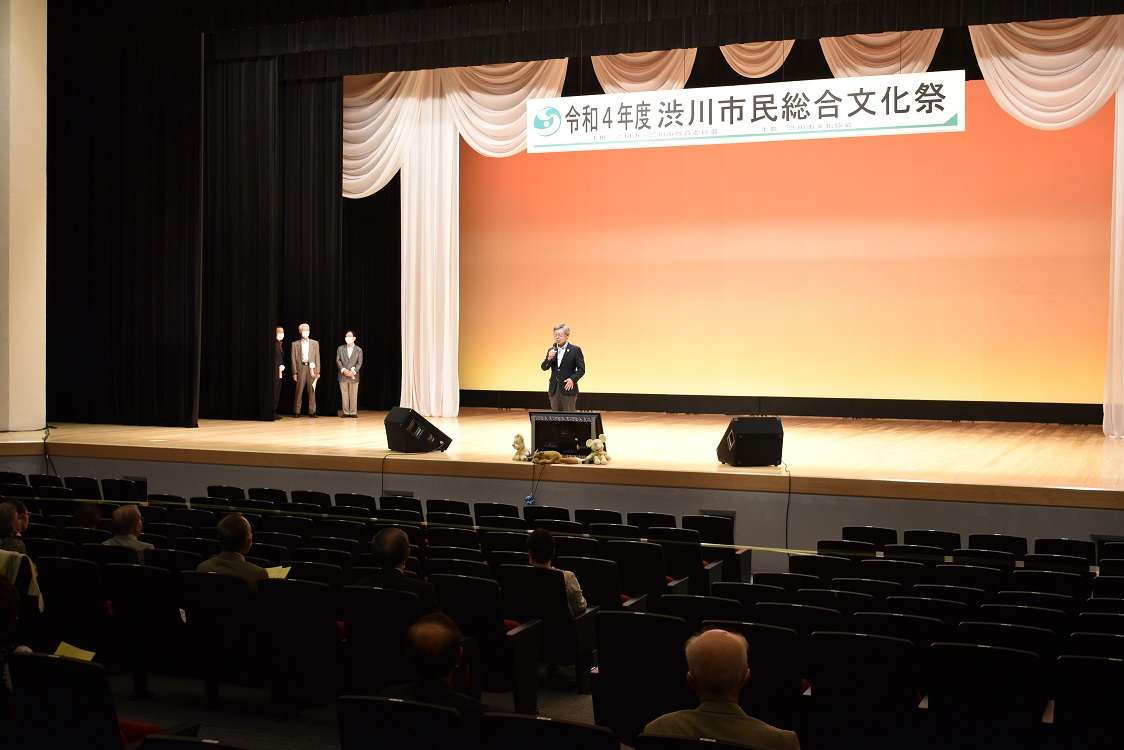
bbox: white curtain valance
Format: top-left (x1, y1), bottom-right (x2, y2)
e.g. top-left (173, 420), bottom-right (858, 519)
top-left (591, 48), bottom-right (697, 93)
top-left (720, 40), bottom-right (794, 78)
top-left (970, 16), bottom-right (1124, 130)
top-left (821, 29), bottom-right (943, 77)
top-left (342, 71), bottom-right (424, 199)
top-left (440, 59), bottom-right (568, 158)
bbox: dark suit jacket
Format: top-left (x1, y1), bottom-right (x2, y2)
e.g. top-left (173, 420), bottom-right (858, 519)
top-left (540, 343), bottom-right (585, 396)
top-left (273, 338), bottom-right (285, 379)
top-left (353, 567), bottom-right (440, 615)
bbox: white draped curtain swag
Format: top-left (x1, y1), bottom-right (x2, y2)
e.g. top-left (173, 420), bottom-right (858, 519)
top-left (342, 17), bottom-right (1124, 432)
top-left (591, 48), bottom-right (697, 92)
top-left (821, 30), bottom-right (943, 77)
top-left (720, 40), bottom-right (795, 79)
top-left (342, 60), bottom-right (566, 417)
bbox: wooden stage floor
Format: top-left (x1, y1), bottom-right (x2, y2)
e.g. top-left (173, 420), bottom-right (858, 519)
top-left (4, 408), bottom-right (1124, 511)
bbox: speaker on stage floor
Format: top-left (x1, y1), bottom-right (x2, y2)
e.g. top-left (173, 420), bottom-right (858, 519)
top-left (717, 416), bottom-right (783, 467)
top-left (384, 407), bottom-right (452, 453)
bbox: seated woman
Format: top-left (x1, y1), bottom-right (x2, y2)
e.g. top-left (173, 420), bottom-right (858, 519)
top-left (527, 527), bottom-right (586, 616)
top-left (0, 503), bottom-right (26, 555)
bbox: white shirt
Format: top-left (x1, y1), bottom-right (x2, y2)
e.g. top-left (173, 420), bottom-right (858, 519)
top-left (301, 339), bottom-right (310, 362)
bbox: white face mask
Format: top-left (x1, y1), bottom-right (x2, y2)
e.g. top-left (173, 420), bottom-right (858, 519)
top-left (345, 337), bottom-right (355, 345)
top-left (301, 330), bottom-right (310, 339)
top-left (276, 333), bottom-right (284, 341)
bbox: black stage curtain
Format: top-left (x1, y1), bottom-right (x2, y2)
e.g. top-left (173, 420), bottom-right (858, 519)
top-left (341, 177), bottom-right (403, 411)
top-left (199, 59), bottom-right (280, 421)
top-left (46, 28), bottom-right (203, 427)
top-left (277, 78), bottom-right (344, 418)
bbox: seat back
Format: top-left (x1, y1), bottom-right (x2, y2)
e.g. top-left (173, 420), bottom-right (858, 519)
top-left (788, 553), bottom-right (851, 584)
top-left (34, 556), bottom-right (110, 653)
top-left (179, 571), bottom-right (260, 685)
top-left (555, 555), bottom-right (631, 611)
top-left (967, 533), bottom-right (1027, 560)
top-left (574, 508), bottom-right (623, 528)
top-left (496, 564), bottom-right (571, 622)
top-left (1035, 537), bottom-right (1096, 564)
top-left (841, 525), bottom-right (896, 550)
top-left (248, 487), bottom-right (287, 504)
top-left (257, 579), bottom-right (343, 693)
top-left (903, 528), bottom-right (961, 555)
top-left (425, 498), bottom-right (470, 515)
top-left (554, 534), bottom-right (600, 558)
top-left (606, 540), bottom-right (670, 599)
top-left (290, 489), bottom-right (331, 509)
top-left (63, 476), bottom-right (102, 500)
top-left (646, 527), bottom-right (708, 593)
top-left (379, 495), bottom-right (423, 515)
top-left (807, 631), bottom-right (920, 712)
top-left (7, 653), bottom-right (123, 750)
top-left (651, 594), bottom-right (741, 632)
top-left (480, 712), bottom-right (619, 750)
top-left (703, 620), bottom-right (802, 730)
top-left (475, 501), bottom-right (520, 520)
top-left (337, 695), bottom-right (463, 750)
top-left (523, 505), bottom-right (570, 523)
top-left (626, 512), bottom-right (676, 531)
top-left (593, 611), bottom-right (693, 744)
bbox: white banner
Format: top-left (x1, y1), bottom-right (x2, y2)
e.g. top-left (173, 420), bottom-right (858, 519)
top-left (527, 70), bottom-right (965, 153)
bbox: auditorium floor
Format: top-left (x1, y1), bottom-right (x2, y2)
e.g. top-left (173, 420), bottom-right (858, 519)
top-left (110, 670), bottom-right (597, 749)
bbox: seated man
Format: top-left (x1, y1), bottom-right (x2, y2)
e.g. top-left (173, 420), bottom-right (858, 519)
top-left (380, 613), bottom-right (488, 726)
top-left (528, 527), bottom-right (586, 615)
top-left (102, 504), bottom-right (154, 563)
top-left (196, 513), bottom-right (267, 591)
top-left (645, 628), bottom-right (801, 749)
top-left (354, 527), bottom-right (439, 615)
top-left (72, 503), bottom-right (102, 530)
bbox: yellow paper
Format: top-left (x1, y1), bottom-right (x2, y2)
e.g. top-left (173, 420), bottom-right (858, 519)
top-left (55, 642), bottom-right (95, 661)
top-left (266, 566), bottom-right (291, 579)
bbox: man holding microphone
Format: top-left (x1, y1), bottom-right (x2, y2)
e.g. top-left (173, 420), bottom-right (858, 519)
top-left (541, 323), bottom-right (585, 412)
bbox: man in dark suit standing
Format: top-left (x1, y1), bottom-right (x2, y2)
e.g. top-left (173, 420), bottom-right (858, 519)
top-left (291, 322), bottom-right (321, 417)
top-left (540, 323), bottom-right (585, 411)
top-left (354, 527), bottom-right (439, 615)
top-left (272, 326), bottom-right (285, 420)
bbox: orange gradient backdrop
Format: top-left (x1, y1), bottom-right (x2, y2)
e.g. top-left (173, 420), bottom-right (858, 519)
top-left (459, 81), bottom-right (1112, 403)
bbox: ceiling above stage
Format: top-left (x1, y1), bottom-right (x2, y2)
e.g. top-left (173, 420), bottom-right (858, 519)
top-left (55, 1), bottom-right (1124, 76)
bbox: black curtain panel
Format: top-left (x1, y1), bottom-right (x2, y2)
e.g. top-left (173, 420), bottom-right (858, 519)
top-left (341, 176), bottom-right (403, 411)
top-left (278, 78), bottom-right (344, 417)
top-left (46, 27), bottom-right (203, 427)
top-left (199, 59), bottom-right (280, 421)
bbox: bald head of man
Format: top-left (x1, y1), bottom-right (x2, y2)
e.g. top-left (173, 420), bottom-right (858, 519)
top-left (684, 628), bottom-right (750, 702)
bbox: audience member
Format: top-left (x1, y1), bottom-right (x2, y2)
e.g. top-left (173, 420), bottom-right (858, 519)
top-left (0, 503), bottom-right (25, 555)
top-left (102, 504), bottom-right (154, 563)
top-left (72, 503), bottom-right (102, 529)
top-left (644, 628), bottom-right (801, 749)
top-left (380, 613), bottom-right (488, 729)
top-left (354, 527), bottom-right (439, 615)
top-left (196, 514), bottom-right (267, 591)
top-left (0, 573), bottom-right (28, 694)
top-left (528, 527), bottom-right (586, 615)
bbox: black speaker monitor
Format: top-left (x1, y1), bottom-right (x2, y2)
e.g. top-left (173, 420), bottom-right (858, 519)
top-left (717, 416), bottom-right (783, 467)
top-left (529, 411), bottom-right (604, 457)
top-left (384, 407), bottom-right (452, 453)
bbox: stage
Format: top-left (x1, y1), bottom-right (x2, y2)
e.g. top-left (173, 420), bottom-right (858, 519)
top-left (3, 409), bottom-right (1124, 567)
